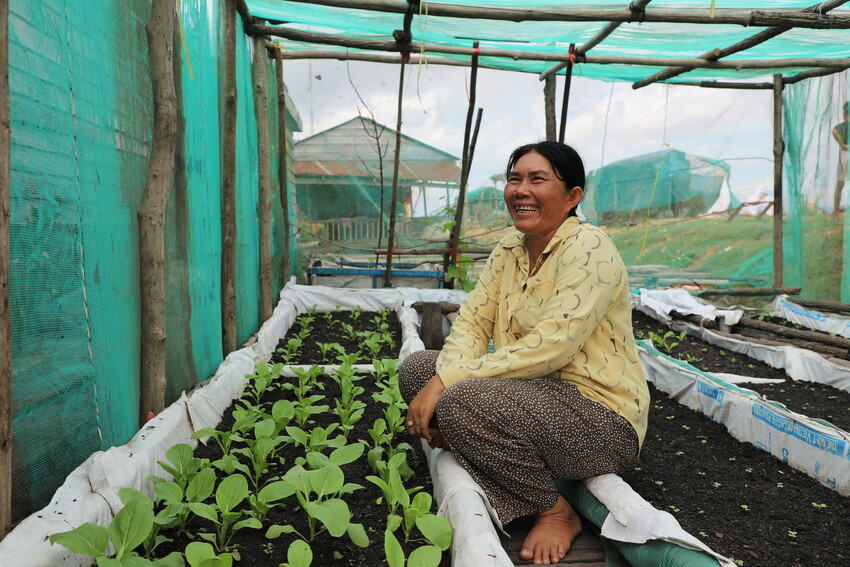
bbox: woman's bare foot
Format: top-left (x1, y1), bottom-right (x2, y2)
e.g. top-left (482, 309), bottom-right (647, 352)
top-left (518, 495), bottom-right (582, 564)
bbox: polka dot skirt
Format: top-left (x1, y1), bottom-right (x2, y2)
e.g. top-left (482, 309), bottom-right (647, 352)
top-left (398, 349), bottom-right (639, 525)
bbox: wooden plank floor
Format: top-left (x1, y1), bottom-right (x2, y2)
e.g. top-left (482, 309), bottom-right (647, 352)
top-left (498, 518), bottom-right (606, 566)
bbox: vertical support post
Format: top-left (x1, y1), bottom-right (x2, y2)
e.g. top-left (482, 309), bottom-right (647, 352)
top-left (544, 75), bottom-right (556, 141)
top-left (221, 0), bottom-right (238, 354)
top-left (383, 56), bottom-right (406, 288)
top-left (443, 41), bottom-right (480, 288)
top-left (251, 34), bottom-right (272, 322)
top-left (274, 49), bottom-right (291, 283)
top-left (139, 0), bottom-right (177, 423)
top-left (558, 44), bottom-right (575, 143)
top-left (0, 0), bottom-right (11, 538)
top-left (772, 74), bottom-right (784, 288)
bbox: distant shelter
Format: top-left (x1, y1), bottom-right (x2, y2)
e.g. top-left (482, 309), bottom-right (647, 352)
top-left (294, 117), bottom-right (461, 241)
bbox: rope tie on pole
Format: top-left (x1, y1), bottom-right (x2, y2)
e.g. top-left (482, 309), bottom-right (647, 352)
top-left (628, 1), bottom-right (647, 22)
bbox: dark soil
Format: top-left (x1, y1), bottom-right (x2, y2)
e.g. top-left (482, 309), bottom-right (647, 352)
top-left (150, 310), bottom-right (450, 567)
top-left (276, 309), bottom-right (402, 364)
top-left (632, 310), bottom-right (850, 433)
top-left (626, 310), bottom-right (850, 567)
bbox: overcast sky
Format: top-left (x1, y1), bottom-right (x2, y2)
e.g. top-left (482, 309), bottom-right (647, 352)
top-left (283, 58), bottom-right (776, 210)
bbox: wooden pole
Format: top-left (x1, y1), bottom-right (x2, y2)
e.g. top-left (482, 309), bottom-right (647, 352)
top-left (787, 297), bottom-right (850, 314)
top-left (443, 42), bottom-right (480, 288)
top-left (281, 0), bottom-right (850, 29)
top-left (773, 74), bottom-right (784, 288)
top-left (631, 0), bottom-right (849, 89)
top-left (277, 50), bottom-right (468, 67)
top-left (274, 49), bottom-right (291, 283)
top-left (139, 0), bottom-right (177, 423)
top-left (0, 0), bottom-right (11, 539)
top-left (383, 55), bottom-right (406, 288)
top-left (251, 35), bottom-right (272, 322)
top-left (221, 0), bottom-right (238, 355)
top-left (544, 75), bottom-right (556, 141)
top-left (540, 0), bottom-right (653, 80)
top-left (558, 44), bottom-right (575, 143)
top-left (248, 25), bottom-right (850, 71)
top-left (696, 287), bottom-right (801, 297)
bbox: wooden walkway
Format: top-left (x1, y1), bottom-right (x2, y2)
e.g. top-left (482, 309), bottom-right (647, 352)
top-left (499, 518), bottom-right (606, 566)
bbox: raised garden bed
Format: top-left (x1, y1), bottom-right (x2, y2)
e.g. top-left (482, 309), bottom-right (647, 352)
top-left (620, 382), bottom-right (850, 567)
top-left (632, 310), bottom-right (850, 433)
top-left (627, 306), bottom-right (850, 566)
top-left (47, 306), bottom-right (453, 567)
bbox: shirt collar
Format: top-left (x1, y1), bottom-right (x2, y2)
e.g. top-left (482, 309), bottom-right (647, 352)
top-left (502, 216), bottom-right (581, 255)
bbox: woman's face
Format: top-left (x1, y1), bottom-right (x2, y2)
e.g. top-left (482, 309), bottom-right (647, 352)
top-left (504, 150), bottom-right (583, 241)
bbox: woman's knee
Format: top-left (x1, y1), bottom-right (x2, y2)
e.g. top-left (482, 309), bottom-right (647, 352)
top-left (398, 350), bottom-right (439, 403)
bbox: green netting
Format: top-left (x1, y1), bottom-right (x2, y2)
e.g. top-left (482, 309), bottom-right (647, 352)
top-left (7, 0), bottom-right (298, 523)
top-left (251, 1), bottom-right (850, 82)
top-left (782, 73), bottom-right (850, 302)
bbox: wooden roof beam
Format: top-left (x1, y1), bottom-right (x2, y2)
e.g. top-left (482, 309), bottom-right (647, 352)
top-left (631, 0), bottom-right (849, 89)
top-left (279, 0), bottom-right (850, 29)
top-left (248, 24), bottom-right (850, 72)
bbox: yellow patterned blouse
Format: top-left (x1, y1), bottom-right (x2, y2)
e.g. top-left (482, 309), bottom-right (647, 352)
top-left (436, 217), bottom-right (649, 447)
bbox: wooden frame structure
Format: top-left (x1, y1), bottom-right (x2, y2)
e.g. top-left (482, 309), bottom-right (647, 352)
top-left (243, 0), bottom-right (850, 290)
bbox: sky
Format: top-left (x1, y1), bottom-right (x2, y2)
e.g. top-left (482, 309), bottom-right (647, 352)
top-left (283, 58), bottom-right (777, 215)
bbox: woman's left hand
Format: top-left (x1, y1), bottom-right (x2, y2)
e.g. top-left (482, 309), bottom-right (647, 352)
top-left (406, 375), bottom-right (446, 446)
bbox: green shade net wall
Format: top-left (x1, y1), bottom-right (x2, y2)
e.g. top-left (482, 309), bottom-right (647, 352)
top-left (7, 0), bottom-right (297, 522)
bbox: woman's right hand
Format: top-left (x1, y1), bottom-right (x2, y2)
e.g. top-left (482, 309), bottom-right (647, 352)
top-left (406, 375), bottom-right (446, 446)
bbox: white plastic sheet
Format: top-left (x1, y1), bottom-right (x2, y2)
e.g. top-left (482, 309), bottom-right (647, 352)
top-left (770, 294), bottom-right (850, 339)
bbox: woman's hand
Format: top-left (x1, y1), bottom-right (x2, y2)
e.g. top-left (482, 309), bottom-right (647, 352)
top-left (406, 375), bottom-right (446, 447)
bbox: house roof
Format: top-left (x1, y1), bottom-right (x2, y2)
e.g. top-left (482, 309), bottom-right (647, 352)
top-left (293, 116), bottom-right (461, 185)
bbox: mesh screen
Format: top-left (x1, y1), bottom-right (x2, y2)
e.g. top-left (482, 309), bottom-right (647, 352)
top-left (7, 0), bottom-right (294, 522)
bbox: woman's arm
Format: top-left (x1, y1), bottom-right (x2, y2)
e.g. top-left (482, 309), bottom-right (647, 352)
top-left (439, 227), bottom-right (625, 385)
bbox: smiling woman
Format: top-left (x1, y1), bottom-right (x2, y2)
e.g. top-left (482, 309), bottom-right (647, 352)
top-left (399, 141), bottom-right (649, 565)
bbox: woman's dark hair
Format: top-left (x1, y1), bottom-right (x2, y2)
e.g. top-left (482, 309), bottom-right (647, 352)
top-left (506, 140), bottom-right (586, 217)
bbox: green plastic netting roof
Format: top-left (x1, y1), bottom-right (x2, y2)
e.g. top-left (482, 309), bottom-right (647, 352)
top-left (246, 0), bottom-right (850, 83)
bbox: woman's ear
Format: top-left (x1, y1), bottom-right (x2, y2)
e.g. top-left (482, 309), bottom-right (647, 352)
top-left (567, 186), bottom-right (584, 210)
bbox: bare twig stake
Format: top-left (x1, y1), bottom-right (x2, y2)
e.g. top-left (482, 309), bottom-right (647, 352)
top-left (221, 0), bottom-right (238, 354)
top-left (443, 42), bottom-right (480, 288)
top-left (139, 0), bottom-right (177, 423)
top-left (558, 43), bottom-right (575, 143)
top-left (383, 56), bottom-right (406, 288)
top-left (252, 34), bottom-right (272, 321)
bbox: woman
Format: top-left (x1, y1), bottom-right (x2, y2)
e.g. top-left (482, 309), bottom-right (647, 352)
top-left (399, 141), bottom-right (649, 565)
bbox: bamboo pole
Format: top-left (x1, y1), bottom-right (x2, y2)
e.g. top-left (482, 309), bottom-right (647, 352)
top-left (221, 0), bottom-right (238, 355)
top-left (247, 25), bottom-right (850, 71)
top-left (670, 64), bottom-right (850, 89)
top-left (773, 74), bottom-right (784, 288)
top-left (0, 0), bottom-right (11, 539)
top-left (632, 0), bottom-right (849, 89)
top-left (281, 0), bottom-right (850, 29)
top-left (139, 0), bottom-right (177, 423)
top-left (444, 42), bottom-right (480, 288)
top-left (544, 75), bottom-right (556, 141)
top-left (252, 35), bottom-right (272, 322)
top-left (541, 0), bottom-right (654, 80)
top-left (383, 55), bottom-right (406, 288)
top-left (274, 49), bottom-right (291, 282)
top-left (276, 50), bottom-right (469, 68)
